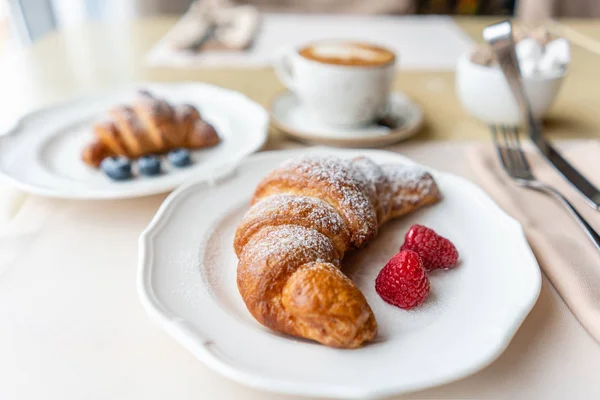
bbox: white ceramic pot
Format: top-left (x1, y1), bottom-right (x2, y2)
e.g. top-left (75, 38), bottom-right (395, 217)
top-left (455, 53), bottom-right (566, 125)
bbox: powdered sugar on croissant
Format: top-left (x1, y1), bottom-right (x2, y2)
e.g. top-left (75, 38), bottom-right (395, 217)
top-left (234, 155), bottom-right (441, 348)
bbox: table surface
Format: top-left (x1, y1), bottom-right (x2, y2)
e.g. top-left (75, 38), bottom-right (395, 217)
top-left (2, 16), bottom-right (600, 146)
top-left (3, 141), bottom-right (600, 400)
top-left (2, 16), bottom-right (600, 400)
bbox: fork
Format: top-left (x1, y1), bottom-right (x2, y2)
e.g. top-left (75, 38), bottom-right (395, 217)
top-left (490, 124), bottom-right (600, 251)
top-left (485, 20), bottom-right (600, 210)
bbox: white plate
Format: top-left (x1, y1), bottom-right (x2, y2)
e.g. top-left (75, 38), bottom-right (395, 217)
top-left (270, 91), bottom-right (424, 147)
top-left (0, 82), bottom-right (268, 199)
top-left (138, 148), bottom-right (541, 399)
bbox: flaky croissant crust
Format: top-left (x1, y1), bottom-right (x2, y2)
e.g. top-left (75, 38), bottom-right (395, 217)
top-left (82, 91), bottom-right (220, 168)
top-left (234, 155), bottom-right (441, 348)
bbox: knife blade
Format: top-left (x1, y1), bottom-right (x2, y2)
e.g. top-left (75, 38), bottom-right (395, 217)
top-left (529, 117), bottom-right (600, 209)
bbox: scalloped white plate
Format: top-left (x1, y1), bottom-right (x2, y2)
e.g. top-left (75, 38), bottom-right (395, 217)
top-left (0, 82), bottom-right (268, 199)
top-left (138, 148), bottom-right (541, 399)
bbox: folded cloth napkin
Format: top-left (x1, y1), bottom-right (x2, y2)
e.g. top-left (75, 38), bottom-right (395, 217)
top-left (468, 141), bottom-right (600, 343)
top-left (166, 0), bottom-right (260, 52)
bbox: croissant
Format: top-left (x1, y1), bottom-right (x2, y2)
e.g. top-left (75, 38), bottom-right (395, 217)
top-left (234, 156), bottom-right (441, 348)
top-left (82, 91), bottom-right (220, 167)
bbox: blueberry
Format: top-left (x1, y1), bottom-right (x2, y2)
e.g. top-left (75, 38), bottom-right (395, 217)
top-left (168, 148), bottom-right (192, 168)
top-left (100, 156), bottom-right (133, 181)
top-left (138, 155), bottom-right (162, 176)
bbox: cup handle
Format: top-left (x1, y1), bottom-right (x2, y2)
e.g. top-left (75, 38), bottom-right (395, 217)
top-left (274, 47), bottom-right (297, 91)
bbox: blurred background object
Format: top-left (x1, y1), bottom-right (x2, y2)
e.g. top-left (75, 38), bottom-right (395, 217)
top-left (1, 0), bottom-right (600, 52)
top-left (179, 0), bottom-right (511, 15)
top-left (3, 0), bottom-right (511, 47)
top-left (517, 0), bottom-right (600, 21)
top-left (8, 0), bottom-right (193, 43)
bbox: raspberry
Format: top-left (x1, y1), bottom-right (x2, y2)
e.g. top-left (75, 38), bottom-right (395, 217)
top-left (375, 250), bottom-right (430, 309)
top-left (400, 224), bottom-right (458, 270)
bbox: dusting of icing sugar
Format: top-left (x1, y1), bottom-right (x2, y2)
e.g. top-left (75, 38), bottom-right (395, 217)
top-left (277, 156), bottom-right (377, 243)
top-left (246, 194), bottom-right (347, 236)
top-left (240, 225), bottom-right (338, 275)
top-left (135, 94), bottom-right (174, 119)
top-left (347, 160), bottom-right (377, 205)
top-left (381, 163), bottom-right (435, 204)
top-left (116, 106), bottom-right (146, 132)
top-left (352, 157), bottom-right (385, 185)
top-left (352, 157), bottom-right (392, 218)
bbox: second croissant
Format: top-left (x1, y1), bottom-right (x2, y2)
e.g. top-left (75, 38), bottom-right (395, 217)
top-left (82, 90), bottom-right (221, 168)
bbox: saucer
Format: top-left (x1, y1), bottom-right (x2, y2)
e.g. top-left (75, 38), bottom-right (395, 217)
top-left (270, 91), bottom-right (424, 147)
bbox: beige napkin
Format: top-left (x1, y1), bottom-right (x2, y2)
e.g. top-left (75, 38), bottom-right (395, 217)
top-left (166, 0), bottom-right (260, 51)
top-left (468, 141), bottom-right (600, 343)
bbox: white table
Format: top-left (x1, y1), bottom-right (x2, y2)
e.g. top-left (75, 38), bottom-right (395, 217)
top-left (2, 142), bottom-right (600, 400)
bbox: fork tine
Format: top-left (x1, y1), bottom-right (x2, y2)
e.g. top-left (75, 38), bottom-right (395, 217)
top-left (492, 124), bottom-right (536, 182)
top-left (509, 126), bottom-right (532, 172)
top-left (500, 125), bottom-right (523, 172)
top-left (490, 124), bottom-right (512, 173)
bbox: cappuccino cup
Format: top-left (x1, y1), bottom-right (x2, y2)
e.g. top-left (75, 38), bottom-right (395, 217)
top-left (274, 40), bottom-right (396, 127)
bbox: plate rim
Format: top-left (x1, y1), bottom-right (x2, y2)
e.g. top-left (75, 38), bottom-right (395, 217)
top-left (269, 90), bottom-right (424, 148)
top-left (0, 82), bottom-right (269, 200)
top-left (137, 147), bottom-right (542, 399)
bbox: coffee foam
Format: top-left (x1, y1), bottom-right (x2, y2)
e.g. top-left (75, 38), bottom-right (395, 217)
top-left (300, 42), bottom-right (395, 66)
top-left (312, 43), bottom-right (387, 62)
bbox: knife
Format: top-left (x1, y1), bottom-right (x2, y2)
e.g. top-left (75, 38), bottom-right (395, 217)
top-left (484, 20), bottom-right (600, 210)
top-left (529, 118), bottom-right (600, 209)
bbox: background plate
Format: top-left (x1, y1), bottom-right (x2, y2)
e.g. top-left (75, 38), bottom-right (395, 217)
top-left (0, 82), bottom-right (268, 199)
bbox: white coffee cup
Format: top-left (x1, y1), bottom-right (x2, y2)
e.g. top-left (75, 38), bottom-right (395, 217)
top-left (274, 40), bottom-right (396, 127)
